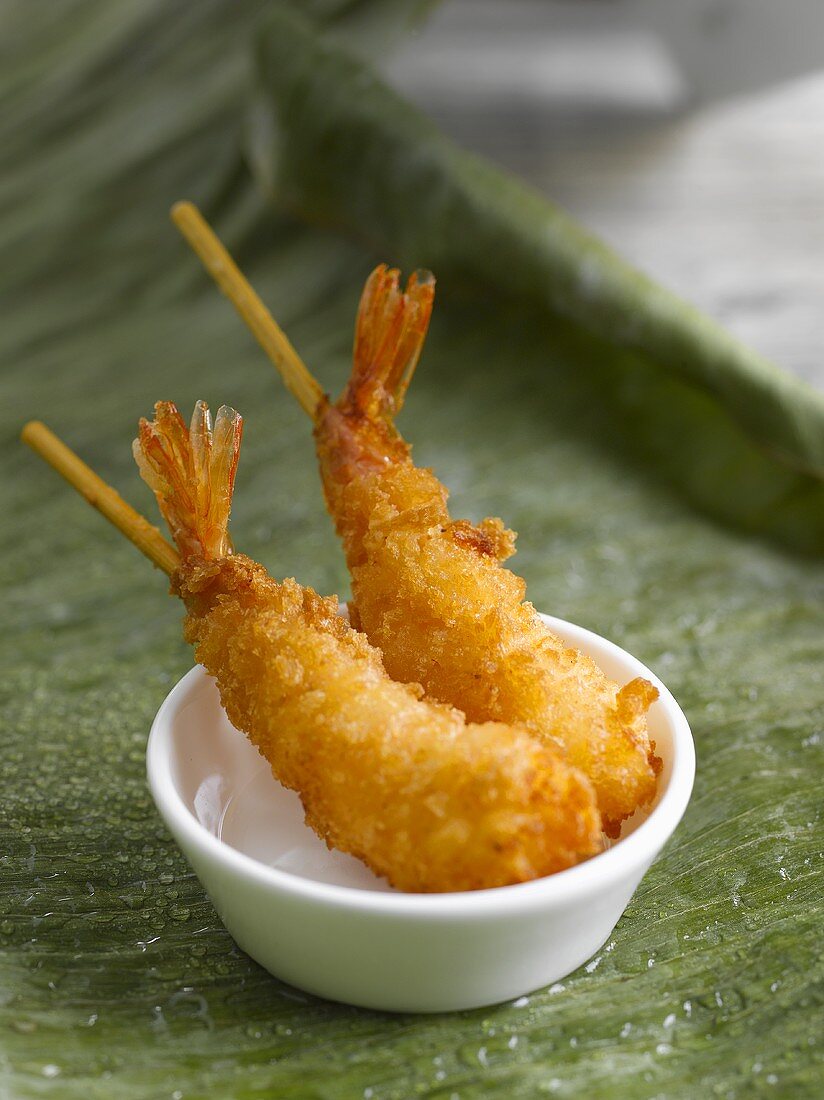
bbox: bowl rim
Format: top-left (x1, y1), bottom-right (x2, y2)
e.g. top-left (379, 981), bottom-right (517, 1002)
top-left (147, 613), bottom-right (694, 917)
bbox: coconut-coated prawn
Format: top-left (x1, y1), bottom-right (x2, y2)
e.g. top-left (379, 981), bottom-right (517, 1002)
top-left (134, 400), bottom-right (601, 892)
top-left (314, 267), bottom-right (661, 838)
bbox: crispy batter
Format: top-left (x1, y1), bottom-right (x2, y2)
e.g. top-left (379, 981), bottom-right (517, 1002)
top-left (315, 267), bottom-right (661, 837)
top-left (137, 400), bottom-right (602, 892)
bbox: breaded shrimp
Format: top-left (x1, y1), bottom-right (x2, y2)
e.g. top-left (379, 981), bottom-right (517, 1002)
top-left (166, 206), bottom-right (659, 836)
top-left (314, 267), bottom-right (661, 838)
top-left (134, 400), bottom-right (601, 892)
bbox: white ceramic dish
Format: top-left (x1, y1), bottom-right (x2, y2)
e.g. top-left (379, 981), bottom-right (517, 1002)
top-left (146, 613), bottom-right (694, 1013)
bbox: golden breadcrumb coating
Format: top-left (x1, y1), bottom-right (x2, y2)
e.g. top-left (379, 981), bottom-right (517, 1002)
top-left (136, 400), bottom-right (602, 893)
top-left (176, 554), bottom-right (601, 892)
top-left (315, 266), bottom-right (661, 837)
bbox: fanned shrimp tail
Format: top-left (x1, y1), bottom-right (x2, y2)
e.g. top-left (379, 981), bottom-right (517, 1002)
top-left (133, 400), bottom-right (242, 561)
top-left (341, 264), bottom-right (435, 424)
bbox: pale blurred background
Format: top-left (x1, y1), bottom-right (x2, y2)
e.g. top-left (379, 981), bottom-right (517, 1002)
top-left (387, 0), bottom-right (824, 389)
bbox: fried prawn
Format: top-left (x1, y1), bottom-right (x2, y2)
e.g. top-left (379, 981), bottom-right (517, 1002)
top-left (314, 267), bottom-right (661, 837)
top-left (134, 400), bottom-right (601, 891)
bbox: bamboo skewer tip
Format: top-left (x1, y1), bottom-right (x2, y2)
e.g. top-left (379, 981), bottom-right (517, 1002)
top-left (21, 419), bottom-right (46, 445)
top-left (21, 418), bottom-right (180, 577)
top-left (170, 199), bottom-right (196, 222)
top-left (170, 200), bottom-right (204, 235)
top-left (170, 200), bottom-right (325, 422)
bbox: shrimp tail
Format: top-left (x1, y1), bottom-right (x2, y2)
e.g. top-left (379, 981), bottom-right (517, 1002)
top-left (340, 264), bottom-right (435, 424)
top-left (133, 400), bottom-right (242, 561)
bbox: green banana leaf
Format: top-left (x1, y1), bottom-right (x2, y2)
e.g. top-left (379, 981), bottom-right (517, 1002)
top-left (2, 3), bottom-right (822, 1098)
top-left (251, 7), bottom-right (824, 555)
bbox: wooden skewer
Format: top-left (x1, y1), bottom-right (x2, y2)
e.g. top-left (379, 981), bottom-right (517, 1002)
top-left (171, 201), bottom-right (324, 422)
top-left (21, 420), bottom-right (180, 576)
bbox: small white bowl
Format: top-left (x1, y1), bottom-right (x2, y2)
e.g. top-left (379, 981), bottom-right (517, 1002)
top-left (146, 613), bottom-right (694, 1013)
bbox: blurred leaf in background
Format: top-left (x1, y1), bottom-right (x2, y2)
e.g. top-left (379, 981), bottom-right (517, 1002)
top-left (253, 5), bottom-right (824, 554)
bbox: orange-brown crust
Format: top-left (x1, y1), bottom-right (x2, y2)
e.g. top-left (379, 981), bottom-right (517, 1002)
top-left (137, 400), bottom-right (604, 891)
top-left (136, 398), bottom-right (604, 892)
top-left (446, 518), bottom-right (517, 562)
top-left (175, 554), bottom-right (602, 892)
top-left (316, 400), bottom-right (661, 837)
